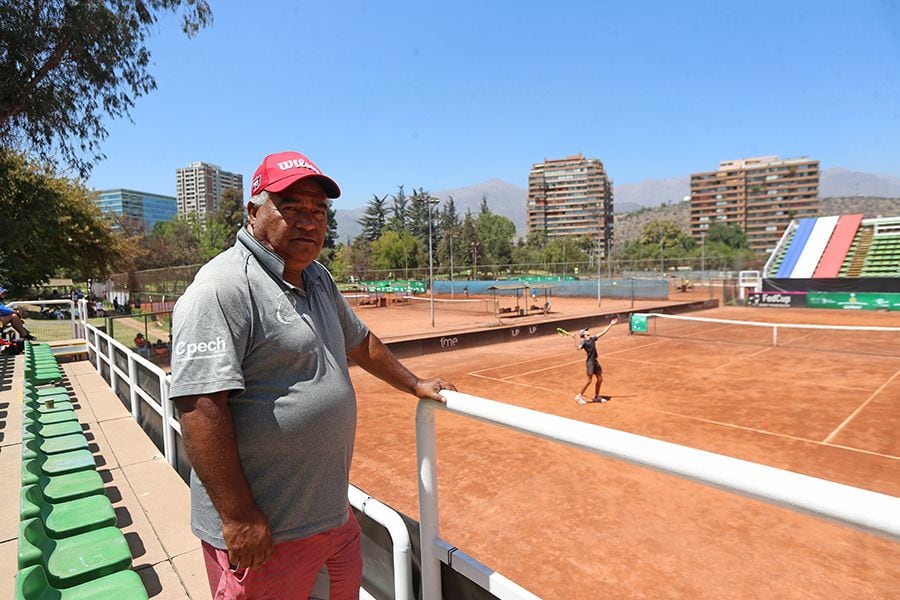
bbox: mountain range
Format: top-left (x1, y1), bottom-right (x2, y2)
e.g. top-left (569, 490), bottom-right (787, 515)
top-left (335, 167), bottom-right (900, 243)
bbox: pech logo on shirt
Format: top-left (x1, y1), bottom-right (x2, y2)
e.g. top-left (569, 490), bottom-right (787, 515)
top-left (175, 337), bottom-right (227, 360)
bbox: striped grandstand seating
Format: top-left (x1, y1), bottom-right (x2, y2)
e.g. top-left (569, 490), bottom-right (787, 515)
top-left (765, 214), bottom-right (900, 279)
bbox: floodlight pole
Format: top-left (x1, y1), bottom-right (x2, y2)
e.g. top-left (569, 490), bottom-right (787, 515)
top-left (428, 197), bottom-right (435, 328)
top-left (449, 233), bottom-right (455, 299)
top-left (597, 217), bottom-right (602, 307)
top-left (701, 231), bottom-right (706, 284)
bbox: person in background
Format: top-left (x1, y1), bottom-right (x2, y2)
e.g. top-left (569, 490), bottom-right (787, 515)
top-left (169, 150), bottom-right (457, 599)
top-left (0, 287), bottom-right (35, 340)
top-left (572, 318), bottom-right (618, 404)
top-left (133, 332), bottom-right (152, 359)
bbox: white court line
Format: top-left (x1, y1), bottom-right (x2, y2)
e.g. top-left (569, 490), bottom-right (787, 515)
top-left (501, 339), bottom-right (674, 380)
top-left (712, 346), bottom-right (774, 371)
top-left (467, 372), bottom-right (559, 394)
top-left (642, 405), bottom-right (900, 463)
top-left (469, 351), bottom-right (571, 376)
top-left (823, 365), bottom-right (900, 444)
top-left (468, 368), bottom-right (900, 463)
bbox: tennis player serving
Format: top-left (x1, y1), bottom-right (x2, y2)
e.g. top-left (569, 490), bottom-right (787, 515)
top-left (572, 318), bottom-right (618, 404)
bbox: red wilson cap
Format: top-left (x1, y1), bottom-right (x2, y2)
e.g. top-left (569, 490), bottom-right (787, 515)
top-left (250, 151), bottom-right (341, 198)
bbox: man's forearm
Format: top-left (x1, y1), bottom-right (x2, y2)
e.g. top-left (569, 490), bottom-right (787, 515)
top-left (176, 393), bottom-right (260, 522)
top-left (348, 332), bottom-right (419, 394)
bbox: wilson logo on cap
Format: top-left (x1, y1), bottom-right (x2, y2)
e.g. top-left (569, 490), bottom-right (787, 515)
top-left (276, 158), bottom-right (321, 174)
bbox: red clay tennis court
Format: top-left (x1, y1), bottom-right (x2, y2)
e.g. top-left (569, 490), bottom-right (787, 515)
top-left (348, 302), bottom-right (900, 598)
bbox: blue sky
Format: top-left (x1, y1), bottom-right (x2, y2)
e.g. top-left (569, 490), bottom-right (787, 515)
top-left (86, 0), bottom-right (900, 209)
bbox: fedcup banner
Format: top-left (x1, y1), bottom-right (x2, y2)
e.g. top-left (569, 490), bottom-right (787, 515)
top-left (747, 291), bottom-right (806, 308)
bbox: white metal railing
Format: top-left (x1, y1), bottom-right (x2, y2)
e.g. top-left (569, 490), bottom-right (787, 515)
top-left (77, 305), bottom-right (414, 599)
top-left (416, 390), bottom-right (900, 599)
top-left (10, 299), bottom-right (78, 340)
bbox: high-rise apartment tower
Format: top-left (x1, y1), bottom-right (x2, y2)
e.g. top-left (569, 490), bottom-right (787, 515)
top-left (175, 161), bottom-right (243, 221)
top-left (690, 156), bottom-right (819, 253)
top-left (527, 154), bottom-right (614, 255)
top-left (97, 189), bottom-right (177, 232)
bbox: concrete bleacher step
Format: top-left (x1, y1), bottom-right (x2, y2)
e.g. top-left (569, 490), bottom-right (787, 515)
top-left (20, 486), bottom-right (117, 538)
top-left (17, 519), bottom-right (134, 589)
top-left (15, 564), bottom-right (148, 600)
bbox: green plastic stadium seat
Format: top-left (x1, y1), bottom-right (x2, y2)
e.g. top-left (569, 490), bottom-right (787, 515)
top-left (22, 419), bottom-right (84, 441)
top-left (25, 386), bottom-right (69, 398)
top-left (17, 519), bottom-right (134, 589)
top-left (22, 434), bottom-right (89, 459)
top-left (15, 564), bottom-right (148, 600)
top-left (23, 408), bottom-right (78, 427)
top-left (29, 372), bottom-right (63, 385)
top-left (24, 398), bottom-right (75, 415)
top-left (22, 450), bottom-right (96, 486)
top-left (38, 470), bottom-right (106, 504)
top-left (20, 486), bottom-right (116, 538)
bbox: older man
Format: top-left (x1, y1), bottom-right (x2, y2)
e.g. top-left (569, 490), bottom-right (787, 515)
top-left (169, 151), bottom-right (456, 599)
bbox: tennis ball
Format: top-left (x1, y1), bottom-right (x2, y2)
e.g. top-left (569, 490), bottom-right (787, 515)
top-left (612, 282), bottom-right (617, 285)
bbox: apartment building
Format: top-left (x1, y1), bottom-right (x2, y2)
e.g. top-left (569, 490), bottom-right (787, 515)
top-left (527, 154), bottom-right (614, 254)
top-left (97, 189), bottom-right (177, 232)
top-left (690, 155), bottom-right (819, 253)
top-left (175, 162), bottom-right (243, 221)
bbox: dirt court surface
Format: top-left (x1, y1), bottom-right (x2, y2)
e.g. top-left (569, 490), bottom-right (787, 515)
top-left (347, 295), bottom-right (900, 599)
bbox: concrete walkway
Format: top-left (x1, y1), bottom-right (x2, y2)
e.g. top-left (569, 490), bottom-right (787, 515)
top-left (0, 355), bottom-right (207, 599)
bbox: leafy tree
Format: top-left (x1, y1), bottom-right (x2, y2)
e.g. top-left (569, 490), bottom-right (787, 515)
top-left (370, 230), bottom-right (420, 274)
top-left (476, 212), bottom-right (516, 270)
top-left (0, 149), bottom-right (128, 291)
top-left (479, 195), bottom-right (491, 215)
top-left (542, 237), bottom-right (589, 268)
top-left (439, 196), bottom-right (460, 233)
top-left (357, 194), bottom-right (388, 242)
top-left (134, 217), bottom-right (201, 270)
top-left (436, 197), bottom-right (461, 271)
top-left (458, 212), bottom-right (483, 277)
top-left (0, 0), bottom-right (212, 177)
top-left (705, 223), bottom-right (748, 250)
top-left (385, 186), bottom-right (408, 232)
top-left (207, 187), bottom-right (244, 250)
top-left (325, 204), bottom-right (337, 250)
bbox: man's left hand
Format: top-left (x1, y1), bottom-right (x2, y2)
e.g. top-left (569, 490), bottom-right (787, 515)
top-left (414, 378), bottom-right (457, 403)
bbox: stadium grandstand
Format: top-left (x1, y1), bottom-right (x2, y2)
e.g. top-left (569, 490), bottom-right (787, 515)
top-left (759, 215), bottom-right (900, 308)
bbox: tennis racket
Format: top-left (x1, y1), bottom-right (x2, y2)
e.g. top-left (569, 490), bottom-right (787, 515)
top-left (556, 327), bottom-right (570, 337)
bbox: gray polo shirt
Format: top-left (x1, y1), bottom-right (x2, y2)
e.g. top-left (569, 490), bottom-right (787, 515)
top-left (169, 228), bottom-right (369, 548)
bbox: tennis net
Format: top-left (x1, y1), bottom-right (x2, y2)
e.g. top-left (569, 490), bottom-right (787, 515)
top-left (634, 312), bottom-right (900, 357)
top-left (400, 295), bottom-right (495, 315)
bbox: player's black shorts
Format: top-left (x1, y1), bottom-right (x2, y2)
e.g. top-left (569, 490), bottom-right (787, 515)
top-left (586, 360), bottom-right (602, 376)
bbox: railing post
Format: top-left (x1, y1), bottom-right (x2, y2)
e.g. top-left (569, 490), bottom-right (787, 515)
top-left (416, 400), bottom-right (442, 599)
top-left (107, 336), bottom-right (117, 391)
top-left (127, 353), bottom-right (139, 419)
top-left (160, 371), bottom-right (175, 468)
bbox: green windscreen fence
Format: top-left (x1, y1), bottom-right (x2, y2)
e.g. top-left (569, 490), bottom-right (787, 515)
top-left (630, 314), bottom-right (649, 334)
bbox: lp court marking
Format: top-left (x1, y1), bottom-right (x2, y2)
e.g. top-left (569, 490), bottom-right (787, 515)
top-left (823, 365), bottom-right (900, 444)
